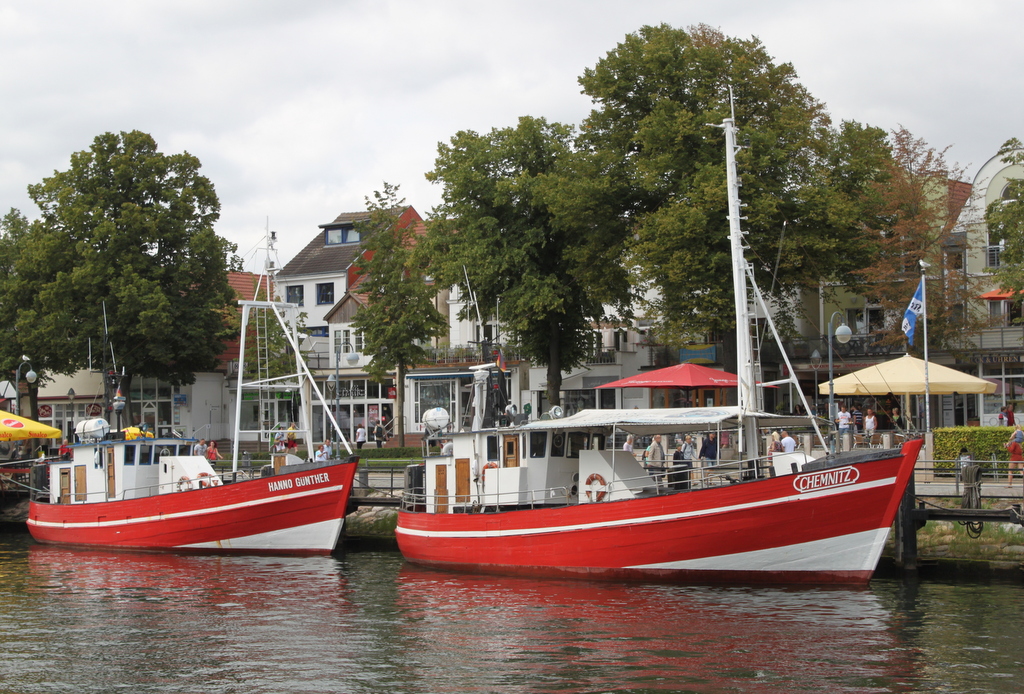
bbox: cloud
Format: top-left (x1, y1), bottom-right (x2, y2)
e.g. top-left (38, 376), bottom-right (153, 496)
top-left (1, 0), bottom-right (1021, 266)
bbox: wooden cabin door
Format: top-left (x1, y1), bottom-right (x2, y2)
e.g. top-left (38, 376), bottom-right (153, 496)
top-left (455, 458), bottom-right (470, 503)
top-left (106, 447), bottom-right (116, 499)
top-left (435, 464), bottom-right (448, 513)
top-left (503, 435), bottom-right (519, 468)
top-left (61, 468), bottom-right (72, 503)
top-left (74, 465), bottom-right (87, 502)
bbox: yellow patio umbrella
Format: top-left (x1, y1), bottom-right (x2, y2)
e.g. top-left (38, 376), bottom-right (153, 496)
top-left (0, 409), bottom-right (62, 441)
top-left (819, 355), bottom-right (997, 396)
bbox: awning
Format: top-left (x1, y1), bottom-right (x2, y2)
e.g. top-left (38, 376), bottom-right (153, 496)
top-left (979, 288), bottom-right (1022, 300)
top-left (406, 372), bottom-right (475, 381)
top-left (517, 407), bottom-right (817, 435)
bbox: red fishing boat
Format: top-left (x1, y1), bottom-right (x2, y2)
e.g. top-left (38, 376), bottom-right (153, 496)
top-left (28, 295), bottom-right (360, 555)
top-left (396, 117), bottom-right (923, 584)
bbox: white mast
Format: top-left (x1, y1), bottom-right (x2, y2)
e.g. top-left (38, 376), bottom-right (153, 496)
top-left (720, 116), bottom-right (758, 459)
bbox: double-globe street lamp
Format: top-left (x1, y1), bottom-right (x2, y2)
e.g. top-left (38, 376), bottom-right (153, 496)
top-left (827, 312), bottom-right (853, 453)
top-left (14, 355), bottom-right (37, 416)
top-left (327, 341), bottom-right (360, 443)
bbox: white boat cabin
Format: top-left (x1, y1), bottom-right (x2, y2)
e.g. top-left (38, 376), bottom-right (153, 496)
top-left (46, 418), bottom-right (222, 505)
top-left (414, 406), bottom-right (815, 514)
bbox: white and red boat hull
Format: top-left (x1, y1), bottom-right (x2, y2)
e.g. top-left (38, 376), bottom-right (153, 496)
top-left (397, 440), bottom-right (921, 584)
top-left (28, 461), bottom-right (358, 555)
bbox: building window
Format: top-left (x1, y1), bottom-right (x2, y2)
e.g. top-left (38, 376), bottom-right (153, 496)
top-left (335, 329), bottom-right (363, 354)
top-left (325, 225), bottom-right (361, 246)
top-left (286, 286), bottom-right (304, 306)
top-left (316, 283), bottom-right (334, 305)
top-left (308, 326), bottom-right (329, 337)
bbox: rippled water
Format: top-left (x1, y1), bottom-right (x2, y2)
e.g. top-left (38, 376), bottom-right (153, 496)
top-left (0, 531), bottom-right (1021, 693)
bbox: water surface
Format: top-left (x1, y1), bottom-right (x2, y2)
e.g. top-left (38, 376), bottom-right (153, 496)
top-left (0, 533), bottom-right (1021, 693)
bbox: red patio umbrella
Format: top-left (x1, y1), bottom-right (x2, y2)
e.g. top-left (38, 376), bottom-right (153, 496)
top-left (596, 363), bottom-right (742, 389)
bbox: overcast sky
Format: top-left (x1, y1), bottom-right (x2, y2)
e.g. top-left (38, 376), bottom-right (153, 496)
top-left (2, 0), bottom-right (1020, 269)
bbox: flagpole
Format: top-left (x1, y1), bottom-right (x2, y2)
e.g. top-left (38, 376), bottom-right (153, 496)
top-left (920, 260), bottom-right (931, 433)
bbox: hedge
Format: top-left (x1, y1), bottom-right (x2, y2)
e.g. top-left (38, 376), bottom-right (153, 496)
top-left (933, 427), bottom-right (1019, 470)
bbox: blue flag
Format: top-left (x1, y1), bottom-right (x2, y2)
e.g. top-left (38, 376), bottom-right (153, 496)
top-left (901, 277), bottom-right (925, 346)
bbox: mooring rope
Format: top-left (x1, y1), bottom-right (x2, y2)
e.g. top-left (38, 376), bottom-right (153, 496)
top-left (960, 463), bottom-right (984, 539)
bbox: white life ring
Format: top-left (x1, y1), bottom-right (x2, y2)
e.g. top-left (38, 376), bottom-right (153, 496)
top-left (177, 476), bottom-right (191, 492)
top-left (585, 473), bottom-right (607, 502)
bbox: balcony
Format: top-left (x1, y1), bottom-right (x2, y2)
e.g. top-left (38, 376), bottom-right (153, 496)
top-left (419, 345), bottom-right (529, 367)
top-left (783, 335), bottom-right (904, 362)
top-left (952, 325), bottom-right (1024, 352)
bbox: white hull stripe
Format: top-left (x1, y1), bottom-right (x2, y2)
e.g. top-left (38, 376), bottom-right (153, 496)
top-left (178, 517), bottom-right (345, 552)
top-left (27, 484), bottom-right (346, 529)
top-left (396, 476), bottom-right (898, 539)
top-left (629, 528), bottom-right (891, 573)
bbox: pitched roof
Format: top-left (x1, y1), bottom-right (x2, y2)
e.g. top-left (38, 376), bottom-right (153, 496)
top-left (278, 213), bottom-right (369, 278)
top-left (278, 206), bottom-right (421, 279)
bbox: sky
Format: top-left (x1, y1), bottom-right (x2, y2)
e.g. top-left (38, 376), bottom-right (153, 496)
top-left (1, 0), bottom-right (1020, 269)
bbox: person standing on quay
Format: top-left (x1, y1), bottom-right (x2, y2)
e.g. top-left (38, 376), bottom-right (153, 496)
top-left (373, 420), bottom-right (386, 449)
top-left (699, 432), bottom-right (718, 463)
top-left (643, 434), bottom-right (665, 468)
top-left (355, 423), bottom-right (367, 450)
top-left (1007, 434), bottom-right (1024, 487)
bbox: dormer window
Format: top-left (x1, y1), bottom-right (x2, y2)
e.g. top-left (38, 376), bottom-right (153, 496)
top-left (325, 225), bottom-right (361, 245)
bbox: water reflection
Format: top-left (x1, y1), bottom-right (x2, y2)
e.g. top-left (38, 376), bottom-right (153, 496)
top-left (393, 564), bottom-right (912, 693)
top-left (0, 534), bottom-right (1021, 693)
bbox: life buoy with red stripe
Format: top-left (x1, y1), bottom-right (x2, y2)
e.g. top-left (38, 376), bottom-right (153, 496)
top-left (177, 476), bottom-right (191, 492)
top-left (585, 473), bottom-right (607, 502)
top-left (482, 462), bottom-right (499, 478)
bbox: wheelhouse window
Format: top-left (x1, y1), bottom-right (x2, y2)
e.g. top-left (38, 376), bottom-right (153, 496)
top-left (486, 435), bottom-right (499, 461)
top-left (286, 285), bottom-right (304, 306)
top-left (551, 431), bottom-right (565, 457)
top-left (316, 283), bottom-right (334, 305)
top-left (529, 432), bottom-right (547, 458)
top-left (567, 432), bottom-right (589, 459)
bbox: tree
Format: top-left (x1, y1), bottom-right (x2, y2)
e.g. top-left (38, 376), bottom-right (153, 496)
top-left (0, 131), bottom-right (237, 424)
top-left (576, 24), bottom-right (891, 342)
top-left (424, 116), bottom-right (634, 407)
top-left (350, 183), bottom-right (448, 447)
top-left (853, 128), bottom-right (984, 352)
top-left (987, 138), bottom-right (1024, 299)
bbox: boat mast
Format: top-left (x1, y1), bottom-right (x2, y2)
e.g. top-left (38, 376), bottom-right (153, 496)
top-left (720, 115), bottom-right (827, 452)
top-left (721, 116), bottom-right (758, 459)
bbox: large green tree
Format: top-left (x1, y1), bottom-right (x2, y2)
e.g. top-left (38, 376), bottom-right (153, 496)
top-left (577, 24), bottom-right (891, 341)
top-left (424, 116), bottom-right (634, 407)
top-left (0, 130), bottom-right (237, 423)
top-left (350, 183), bottom-right (448, 446)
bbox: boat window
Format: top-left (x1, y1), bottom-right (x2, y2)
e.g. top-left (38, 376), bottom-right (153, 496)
top-left (551, 431), bottom-right (565, 457)
top-left (591, 434), bottom-right (606, 450)
top-left (529, 432), bottom-right (547, 458)
top-left (486, 435), bottom-right (499, 461)
top-left (566, 432), bottom-right (589, 459)
top-left (124, 445), bottom-right (136, 465)
top-left (140, 445), bottom-right (152, 465)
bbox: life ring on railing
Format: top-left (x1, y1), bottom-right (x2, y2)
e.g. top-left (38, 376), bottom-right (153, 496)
top-left (177, 476), bottom-right (191, 492)
top-left (197, 472), bottom-right (217, 488)
top-left (585, 473), bottom-right (607, 502)
top-left (482, 462), bottom-right (499, 479)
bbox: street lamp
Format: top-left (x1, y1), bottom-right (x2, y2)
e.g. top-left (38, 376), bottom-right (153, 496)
top-left (14, 355), bottom-right (37, 416)
top-left (827, 312), bottom-right (853, 453)
top-left (810, 349), bottom-right (822, 417)
top-left (333, 339), bottom-right (359, 438)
